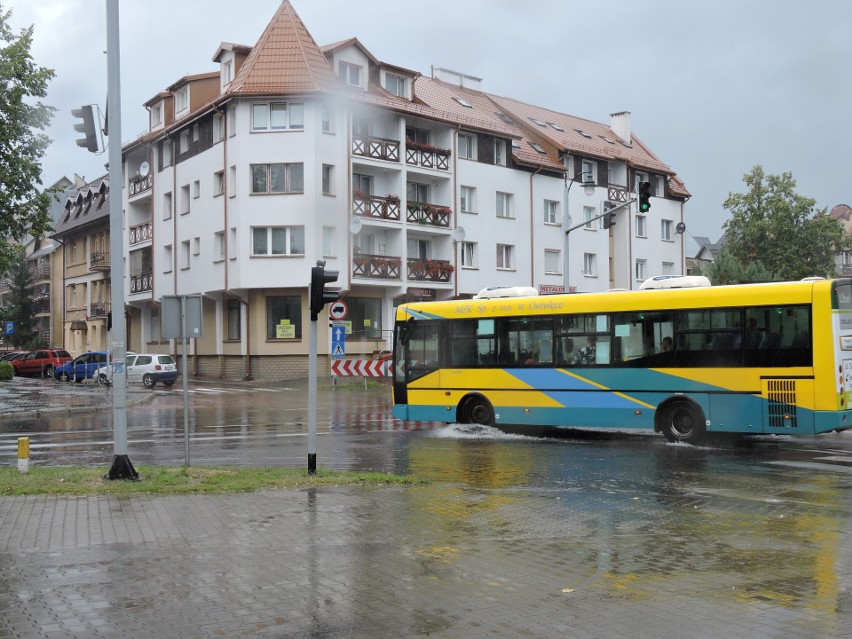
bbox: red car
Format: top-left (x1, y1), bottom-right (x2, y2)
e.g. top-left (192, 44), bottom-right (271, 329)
top-left (11, 349), bottom-right (72, 378)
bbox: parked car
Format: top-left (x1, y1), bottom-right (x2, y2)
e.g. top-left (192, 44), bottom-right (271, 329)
top-left (96, 353), bottom-right (178, 388)
top-left (54, 351), bottom-right (110, 382)
top-left (10, 349), bottom-right (72, 378)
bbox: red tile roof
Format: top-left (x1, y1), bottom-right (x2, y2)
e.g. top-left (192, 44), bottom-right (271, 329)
top-left (227, 0), bottom-right (339, 96)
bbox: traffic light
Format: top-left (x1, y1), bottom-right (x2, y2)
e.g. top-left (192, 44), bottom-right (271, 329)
top-left (309, 261), bottom-right (339, 321)
top-left (602, 212), bottom-right (617, 229)
top-left (72, 105), bottom-right (99, 153)
top-left (638, 181), bottom-right (652, 213)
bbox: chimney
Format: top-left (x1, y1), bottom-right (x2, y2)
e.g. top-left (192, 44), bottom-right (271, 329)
top-left (610, 111), bottom-right (631, 145)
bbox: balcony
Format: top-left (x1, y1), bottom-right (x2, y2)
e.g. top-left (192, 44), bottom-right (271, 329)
top-left (32, 296), bottom-right (50, 314)
top-left (90, 252), bottom-right (111, 271)
top-left (352, 135), bottom-right (399, 163)
top-left (407, 258), bottom-right (454, 283)
top-left (405, 140), bottom-right (451, 171)
top-left (130, 221), bottom-right (152, 245)
top-left (406, 202), bottom-right (452, 228)
top-left (129, 173), bottom-right (153, 197)
top-left (352, 254), bottom-right (402, 280)
top-left (89, 302), bottom-right (109, 317)
top-left (130, 272), bottom-right (152, 294)
top-left (28, 265), bottom-right (50, 281)
top-left (352, 192), bottom-right (401, 222)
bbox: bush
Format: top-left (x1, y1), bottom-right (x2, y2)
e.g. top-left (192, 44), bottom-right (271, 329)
top-left (0, 362), bottom-right (13, 381)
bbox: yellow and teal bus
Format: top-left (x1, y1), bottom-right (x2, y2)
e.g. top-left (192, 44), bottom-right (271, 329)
top-left (391, 278), bottom-right (852, 444)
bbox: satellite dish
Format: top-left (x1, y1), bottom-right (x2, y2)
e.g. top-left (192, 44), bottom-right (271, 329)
top-left (675, 222), bottom-right (686, 235)
top-left (139, 161), bottom-right (150, 177)
top-left (451, 226), bottom-right (466, 242)
top-left (349, 217), bottom-right (362, 235)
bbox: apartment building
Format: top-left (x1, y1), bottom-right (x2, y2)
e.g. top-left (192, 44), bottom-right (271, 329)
top-left (120, 0), bottom-right (690, 380)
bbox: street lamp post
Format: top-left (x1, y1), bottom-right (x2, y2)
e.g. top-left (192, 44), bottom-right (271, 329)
top-left (562, 170), bottom-right (596, 294)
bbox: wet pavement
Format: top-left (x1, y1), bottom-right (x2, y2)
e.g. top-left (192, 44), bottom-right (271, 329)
top-left (1, 377), bottom-right (852, 637)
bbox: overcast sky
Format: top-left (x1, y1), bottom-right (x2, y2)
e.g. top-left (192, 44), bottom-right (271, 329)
top-left (7, 0), bottom-right (851, 246)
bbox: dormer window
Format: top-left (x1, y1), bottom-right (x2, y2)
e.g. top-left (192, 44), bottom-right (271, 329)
top-left (494, 139), bottom-right (507, 166)
top-left (176, 89), bottom-right (188, 114)
top-left (222, 60), bottom-right (233, 86)
top-left (385, 73), bottom-right (406, 97)
top-left (151, 105), bottom-right (162, 126)
top-left (338, 61), bottom-right (362, 87)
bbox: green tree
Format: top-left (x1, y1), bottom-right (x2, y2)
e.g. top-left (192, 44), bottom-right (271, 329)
top-left (694, 247), bottom-right (777, 285)
top-left (4, 246), bottom-right (43, 349)
top-left (723, 165), bottom-right (848, 280)
top-left (0, 5), bottom-right (56, 273)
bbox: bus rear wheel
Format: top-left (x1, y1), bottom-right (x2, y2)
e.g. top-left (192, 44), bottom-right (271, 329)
top-left (658, 401), bottom-right (706, 445)
top-left (458, 396), bottom-right (495, 427)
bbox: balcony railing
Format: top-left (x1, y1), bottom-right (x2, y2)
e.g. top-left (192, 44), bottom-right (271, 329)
top-left (405, 141), bottom-right (451, 171)
top-left (352, 254), bottom-right (402, 280)
top-left (130, 221), bottom-right (152, 245)
top-left (352, 135), bottom-right (400, 162)
top-left (28, 265), bottom-right (50, 281)
top-left (129, 173), bottom-right (153, 197)
top-left (89, 302), bottom-right (109, 317)
top-left (406, 202), bottom-right (452, 228)
top-left (130, 272), bottom-right (152, 294)
top-left (90, 252), bottom-right (111, 271)
top-left (407, 258), bottom-right (454, 283)
top-left (352, 193), bottom-right (401, 222)
top-left (32, 297), bottom-right (50, 313)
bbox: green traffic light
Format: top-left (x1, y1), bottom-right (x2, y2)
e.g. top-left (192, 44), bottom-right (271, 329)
top-left (640, 202), bottom-right (650, 213)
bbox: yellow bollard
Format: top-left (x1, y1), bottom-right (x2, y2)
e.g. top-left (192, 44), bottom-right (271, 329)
top-left (17, 436), bottom-right (29, 474)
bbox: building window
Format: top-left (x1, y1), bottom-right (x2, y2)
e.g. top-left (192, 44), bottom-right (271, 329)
top-left (460, 186), bottom-right (476, 213)
top-left (227, 299), bottom-right (240, 340)
top-left (496, 192), bottom-right (513, 219)
top-left (458, 132), bottom-right (475, 160)
top-left (229, 227), bottom-right (237, 260)
top-left (160, 140), bottom-right (173, 171)
top-left (661, 219), bottom-right (673, 241)
top-left (323, 226), bottom-right (335, 257)
top-left (267, 295), bottom-right (301, 340)
top-left (494, 139), bottom-right (507, 166)
top-left (385, 73), bottom-right (406, 97)
top-left (662, 261), bottom-right (674, 275)
top-left (347, 297), bottom-right (383, 339)
top-left (192, 124), bottom-right (199, 142)
top-left (179, 129), bottom-right (190, 154)
top-left (251, 226), bottom-right (305, 256)
top-left (180, 185), bottom-right (190, 214)
top-left (214, 231), bottom-right (225, 261)
top-left (461, 241), bottom-right (477, 268)
top-left (150, 307), bottom-right (160, 343)
top-left (407, 181), bottom-right (428, 203)
top-left (192, 180), bottom-right (200, 199)
top-left (251, 102), bottom-right (304, 131)
top-left (175, 89), bottom-right (188, 113)
top-left (545, 249), bottom-right (560, 274)
top-left (338, 61), bottom-right (362, 87)
top-left (180, 240), bottom-right (190, 269)
top-left (581, 159), bottom-right (596, 183)
top-left (214, 171), bottom-right (224, 196)
top-left (322, 164), bottom-right (334, 196)
top-left (163, 192), bottom-right (173, 220)
top-left (163, 245), bottom-right (172, 273)
top-left (250, 163), bottom-right (304, 194)
top-left (227, 105), bottom-right (236, 137)
top-left (353, 173), bottom-right (372, 196)
top-left (229, 165), bottom-right (237, 197)
top-left (497, 244), bottom-right (514, 269)
top-left (152, 106), bottom-right (161, 126)
top-left (544, 200), bottom-right (559, 225)
top-left (636, 214), bottom-right (647, 238)
top-left (635, 259), bottom-right (647, 281)
top-left (222, 61), bottom-right (233, 86)
top-left (583, 206), bottom-right (595, 230)
top-left (321, 104), bottom-right (333, 133)
top-left (583, 253), bottom-right (596, 276)
top-left (213, 113), bottom-right (224, 142)
top-left (192, 237), bottom-right (200, 256)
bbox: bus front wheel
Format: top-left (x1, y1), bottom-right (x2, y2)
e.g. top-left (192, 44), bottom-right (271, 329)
top-left (458, 396), bottom-right (495, 427)
top-left (658, 400), bottom-right (706, 445)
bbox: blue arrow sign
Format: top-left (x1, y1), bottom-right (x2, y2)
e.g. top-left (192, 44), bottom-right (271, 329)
top-left (331, 325), bottom-right (345, 358)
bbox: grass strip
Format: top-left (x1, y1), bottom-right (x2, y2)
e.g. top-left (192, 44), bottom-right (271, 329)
top-left (0, 465), bottom-right (420, 496)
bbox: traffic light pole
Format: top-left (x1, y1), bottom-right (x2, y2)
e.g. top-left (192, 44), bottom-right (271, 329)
top-left (104, 0), bottom-right (137, 480)
top-left (307, 299), bottom-right (318, 474)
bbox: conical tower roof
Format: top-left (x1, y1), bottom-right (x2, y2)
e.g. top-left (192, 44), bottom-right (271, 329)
top-left (227, 0), bottom-right (338, 96)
